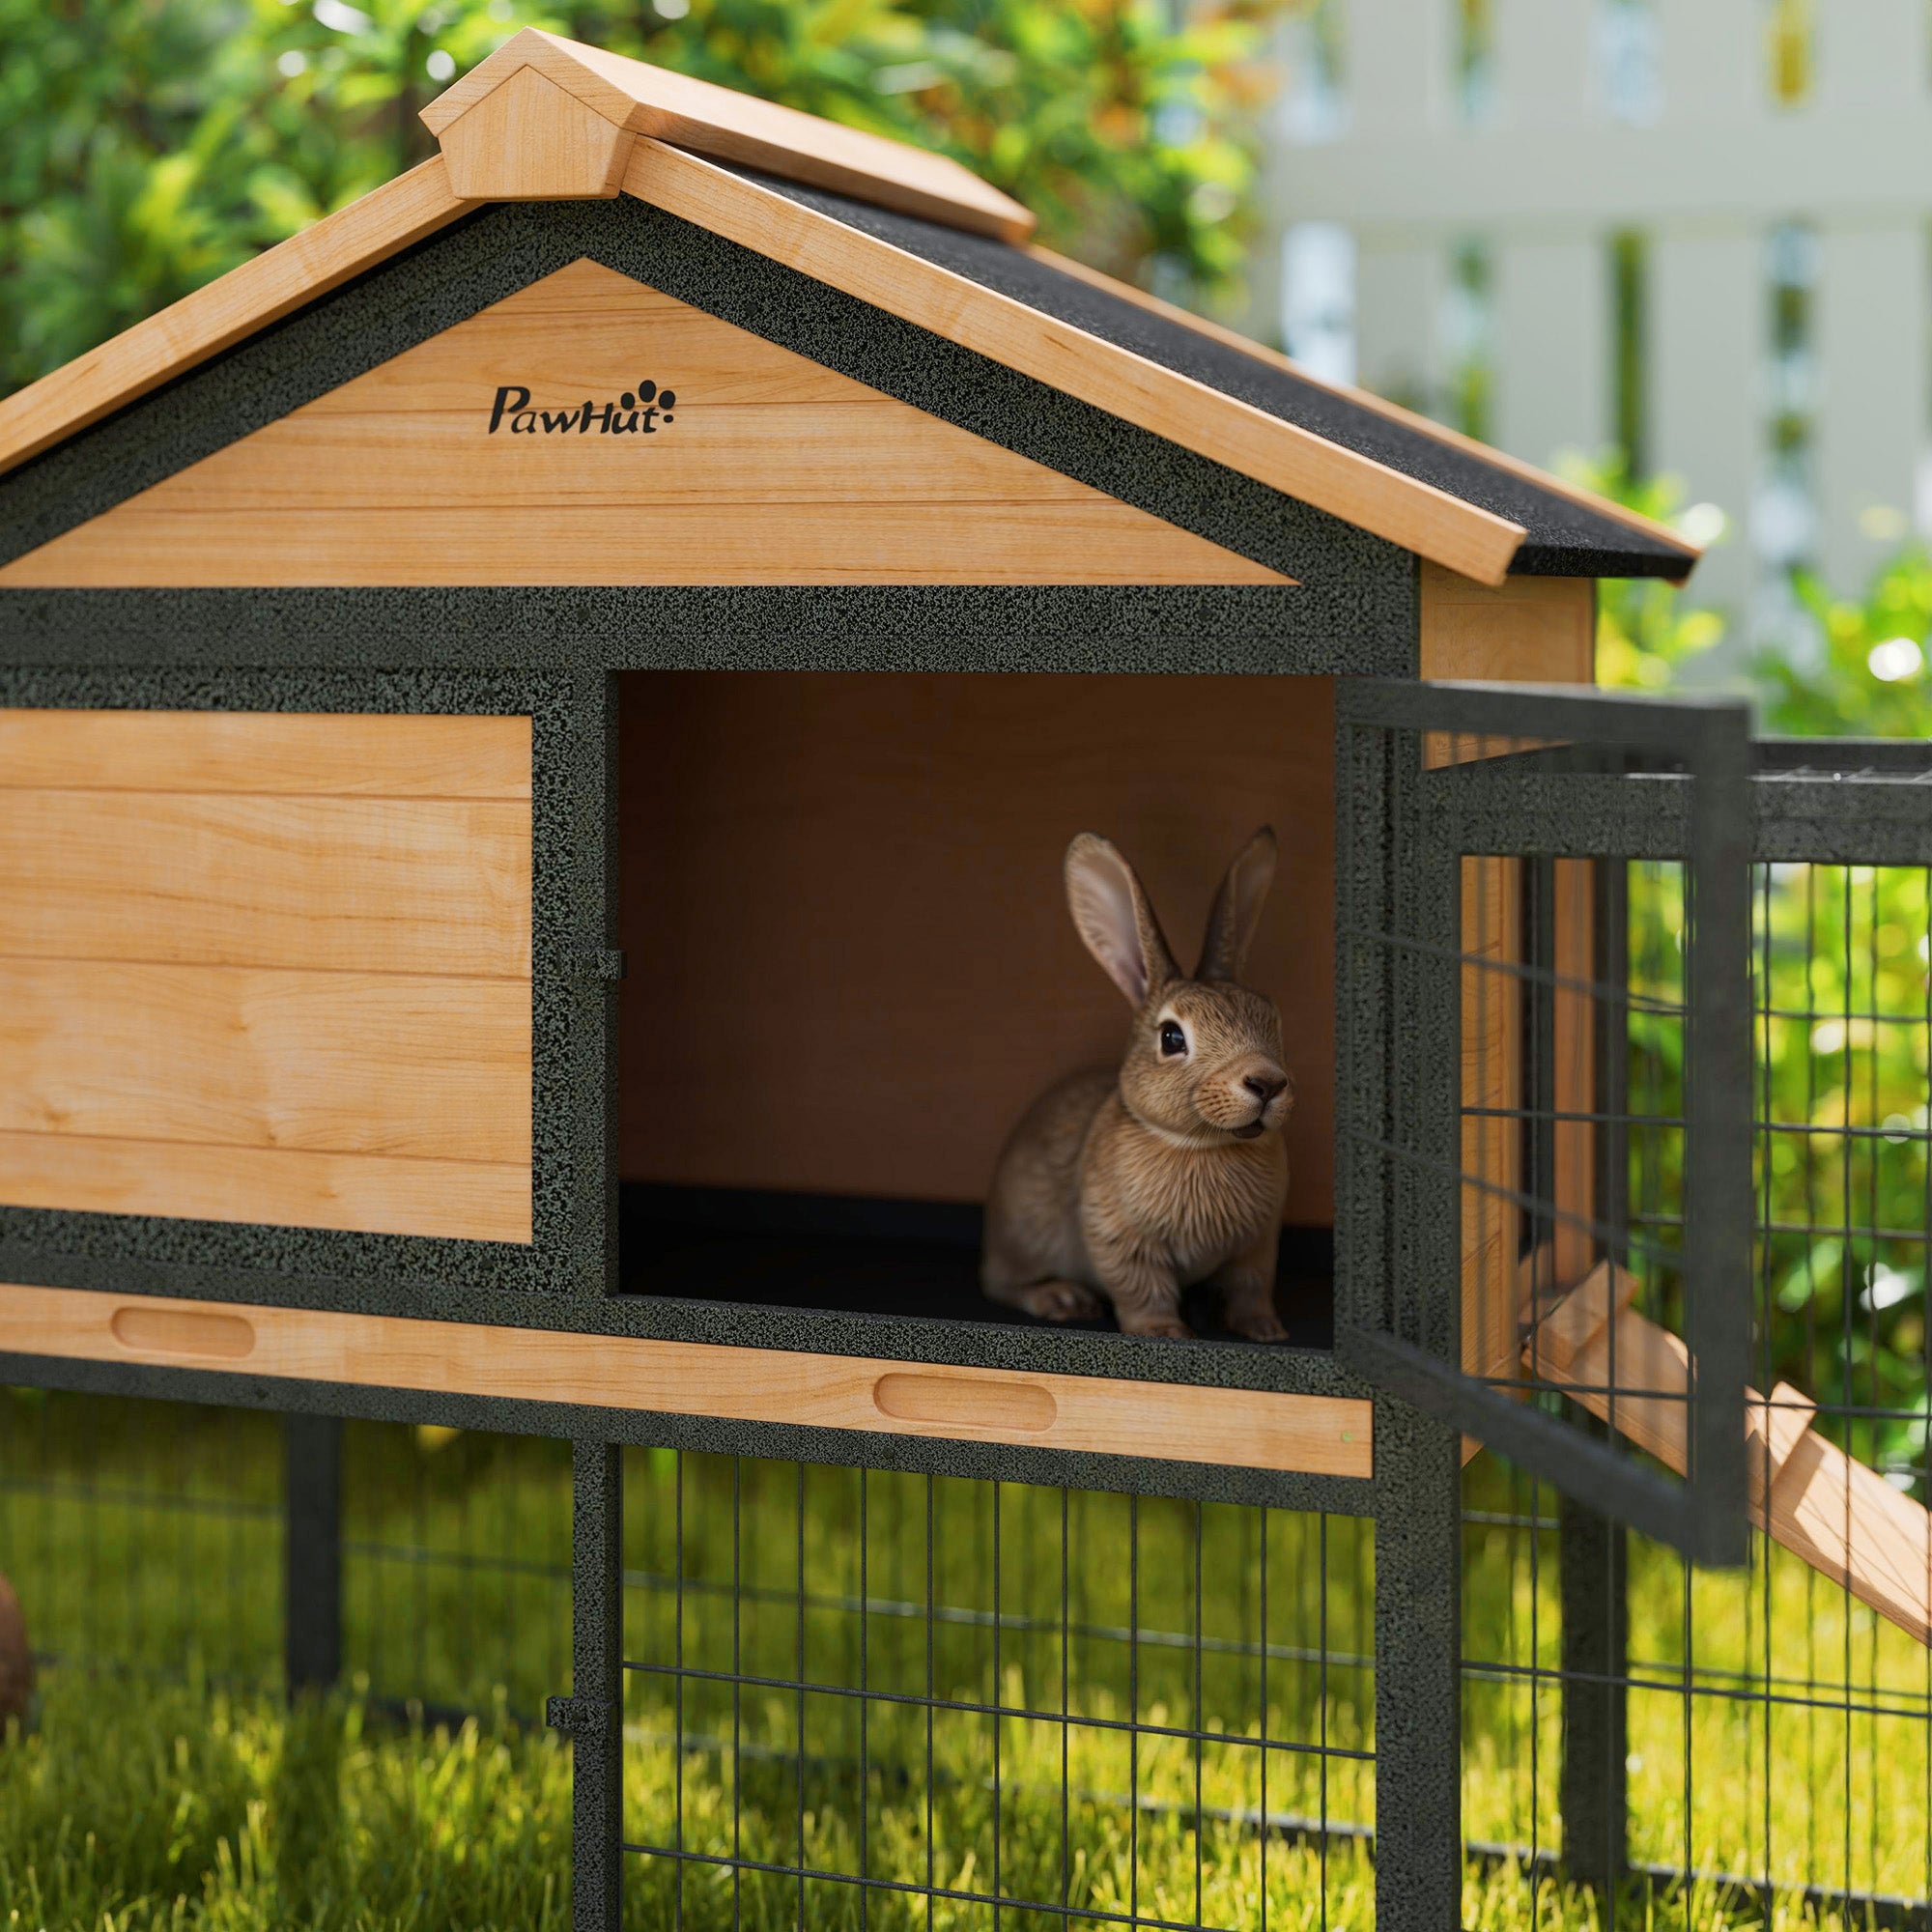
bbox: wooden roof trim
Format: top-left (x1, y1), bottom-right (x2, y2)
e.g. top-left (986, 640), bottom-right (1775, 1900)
top-left (0, 158), bottom-right (475, 483)
top-left (623, 139), bottom-right (1527, 585)
top-left (1021, 242), bottom-right (1701, 570)
top-left (422, 29), bottom-right (1033, 244)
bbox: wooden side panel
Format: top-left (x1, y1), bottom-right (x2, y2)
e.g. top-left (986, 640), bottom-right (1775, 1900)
top-left (0, 792), bottom-right (530, 976)
top-left (0, 1281), bottom-right (1375, 1478)
top-left (0, 260), bottom-right (1290, 590)
top-left (0, 712), bottom-right (532, 1242)
top-left (0, 963), bottom-right (530, 1164)
top-left (1420, 564), bottom-right (1598, 1410)
top-left (618, 671), bottom-right (1339, 1223)
top-left (0, 710), bottom-right (531, 797)
top-left (0, 1135), bottom-right (530, 1245)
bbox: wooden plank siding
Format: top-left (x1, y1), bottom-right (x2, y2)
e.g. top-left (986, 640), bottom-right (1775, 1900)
top-left (0, 1281), bottom-right (1375, 1478)
top-left (0, 711), bottom-right (532, 1243)
top-left (0, 260), bottom-right (1291, 590)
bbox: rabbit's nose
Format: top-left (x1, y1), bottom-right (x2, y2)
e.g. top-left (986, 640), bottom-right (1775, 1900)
top-left (1243, 1074), bottom-right (1289, 1103)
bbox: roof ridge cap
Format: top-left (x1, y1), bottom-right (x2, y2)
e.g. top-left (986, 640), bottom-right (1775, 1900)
top-left (421, 30), bottom-right (1034, 243)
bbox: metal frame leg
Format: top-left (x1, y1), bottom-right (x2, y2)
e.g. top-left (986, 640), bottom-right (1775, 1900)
top-left (551, 1438), bottom-right (623, 1932)
top-left (1375, 1399), bottom-right (1464, 1929)
top-left (283, 1411), bottom-right (342, 1697)
top-left (1559, 1495), bottom-right (1629, 1895)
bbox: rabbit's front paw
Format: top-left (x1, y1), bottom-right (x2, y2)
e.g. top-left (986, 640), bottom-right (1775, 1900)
top-left (1019, 1280), bottom-right (1105, 1322)
top-left (1120, 1311), bottom-right (1194, 1340)
top-left (1227, 1303), bottom-right (1289, 1344)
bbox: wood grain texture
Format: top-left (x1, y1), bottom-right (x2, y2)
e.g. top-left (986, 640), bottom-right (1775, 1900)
top-left (437, 61), bottom-right (635, 200)
top-left (618, 671), bottom-right (1339, 1221)
top-left (1418, 563), bottom-right (1597, 682)
top-left (0, 790), bottom-right (531, 975)
top-left (1549, 857), bottom-right (1596, 1286)
top-left (1021, 242), bottom-right (1700, 572)
top-left (1459, 854), bottom-right (1521, 1397)
top-left (0, 261), bottom-right (1288, 589)
top-left (0, 711), bottom-right (532, 1244)
top-left (0, 960), bottom-right (530, 1163)
top-left (2, 504), bottom-right (1284, 589)
top-left (421, 30), bottom-right (1034, 243)
top-left (0, 1281), bottom-right (1374, 1477)
top-left (0, 710), bottom-right (531, 797)
top-left (622, 138), bottom-right (1528, 585)
top-left (0, 1133), bottom-right (531, 1242)
top-left (0, 160), bottom-right (475, 481)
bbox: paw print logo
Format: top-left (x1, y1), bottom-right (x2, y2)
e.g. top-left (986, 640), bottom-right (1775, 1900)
top-left (617, 378), bottom-right (676, 423)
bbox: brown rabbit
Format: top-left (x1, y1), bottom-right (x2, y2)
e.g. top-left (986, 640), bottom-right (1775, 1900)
top-left (981, 828), bottom-right (1294, 1341)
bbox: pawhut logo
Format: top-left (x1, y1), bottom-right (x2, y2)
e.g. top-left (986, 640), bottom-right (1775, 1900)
top-left (486, 379), bottom-right (679, 436)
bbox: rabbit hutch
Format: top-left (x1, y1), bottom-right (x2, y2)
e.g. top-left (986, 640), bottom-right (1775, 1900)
top-left (2, 32), bottom-right (1930, 1930)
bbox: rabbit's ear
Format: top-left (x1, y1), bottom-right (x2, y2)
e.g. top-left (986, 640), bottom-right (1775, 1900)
top-left (1065, 833), bottom-right (1178, 1009)
top-left (1196, 826), bottom-right (1278, 981)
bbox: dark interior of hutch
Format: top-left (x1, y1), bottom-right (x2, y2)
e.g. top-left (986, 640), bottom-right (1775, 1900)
top-left (613, 669), bottom-right (1343, 1348)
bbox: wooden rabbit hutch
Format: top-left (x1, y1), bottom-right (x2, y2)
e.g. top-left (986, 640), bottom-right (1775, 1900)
top-left (4, 32), bottom-right (1926, 1928)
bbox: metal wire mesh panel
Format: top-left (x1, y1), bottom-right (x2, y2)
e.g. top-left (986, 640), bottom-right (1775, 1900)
top-left (342, 1421), bottom-right (574, 1717)
top-left (1462, 825), bottom-right (1932, 1926)
top-left (618, 1449), bottom-right (1375, 1930)
top-left (1336, 679), bottom-right (1753, 1564)
top-left (0, 1388), bottom-right (283, 1684)
top-left (0, 1389), bottom-right (572, 1715)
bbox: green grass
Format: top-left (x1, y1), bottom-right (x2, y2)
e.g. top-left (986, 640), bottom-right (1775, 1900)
top-left (0, 1673), bottom-right (570, 1932)
top-left (2, 1391), bottom-right (1928, 1929)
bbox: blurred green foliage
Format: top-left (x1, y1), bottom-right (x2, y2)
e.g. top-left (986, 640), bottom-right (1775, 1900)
top-left (0, 0), bottom-right (1284, 400)
top-left (1758, 551), bottom-right (1932, 737)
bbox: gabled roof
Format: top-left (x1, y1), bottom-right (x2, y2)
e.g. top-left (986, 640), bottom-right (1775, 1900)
top-left (0, 35), bottom-right (1699, 588)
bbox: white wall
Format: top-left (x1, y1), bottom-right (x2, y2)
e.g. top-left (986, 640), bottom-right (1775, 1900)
top-left (1264, 0), bottom-right (1932, 612)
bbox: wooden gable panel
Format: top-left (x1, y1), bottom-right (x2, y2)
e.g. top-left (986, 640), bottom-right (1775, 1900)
top-left (0, 259), bottom-right (1288, 590)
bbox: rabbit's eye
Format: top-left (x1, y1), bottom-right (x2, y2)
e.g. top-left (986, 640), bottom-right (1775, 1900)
top-left (1158, 1020), bottom-right (1187, 1058)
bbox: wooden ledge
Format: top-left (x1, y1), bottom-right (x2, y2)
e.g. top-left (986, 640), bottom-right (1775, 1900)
top-left (0, 1282), bottom-right (1373, 1480)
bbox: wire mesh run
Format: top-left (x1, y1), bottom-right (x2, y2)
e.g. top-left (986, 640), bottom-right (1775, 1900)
top-left (1464, 850), bottom-right (1932, 1926)
top-left (0, 1391), bottom-right (572, 1715)
top-left (619, 1451), bottom-right (1374, 1930)
top-left (0, 1389), bottom-right (282, 1686)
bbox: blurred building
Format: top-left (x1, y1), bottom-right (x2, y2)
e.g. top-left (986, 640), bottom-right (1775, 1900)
top-left (1263, 0), bottom-right (1932, 619)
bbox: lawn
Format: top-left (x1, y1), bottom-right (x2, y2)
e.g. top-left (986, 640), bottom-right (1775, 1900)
top-left (2, 1390), bottom-right (1926, 1929)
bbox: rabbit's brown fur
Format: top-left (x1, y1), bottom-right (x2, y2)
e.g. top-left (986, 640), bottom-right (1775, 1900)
top-left (982, 828), bottom-right (1293, 1340)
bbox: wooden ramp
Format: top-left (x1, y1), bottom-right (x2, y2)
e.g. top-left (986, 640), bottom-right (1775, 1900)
top-left (1528, 1264), bottom-right (1932, 1647)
